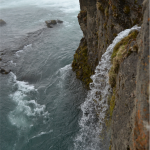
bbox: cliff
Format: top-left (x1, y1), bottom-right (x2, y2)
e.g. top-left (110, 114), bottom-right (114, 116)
top-left (72, 0), bottom-right (143, 87)
top-left (72, 0), bottom-right (149, 149)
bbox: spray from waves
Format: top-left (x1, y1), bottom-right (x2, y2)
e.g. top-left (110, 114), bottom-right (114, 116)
top-left (73, 25), bottom-right (141, 150)
top-left (8, 72), bottom-right (49, 129)
top-left (0, 0), bottom-right (80, 13)
top-left (57, 64), bottom-right (72, 87)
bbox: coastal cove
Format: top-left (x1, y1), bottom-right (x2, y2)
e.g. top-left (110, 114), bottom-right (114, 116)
top-left (0, 0), bottom-right (149, 150)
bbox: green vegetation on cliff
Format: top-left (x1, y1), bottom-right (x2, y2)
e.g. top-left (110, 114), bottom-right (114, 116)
top-left (72, 38), bottom-right (94, 88)
top-left (105, 30), bottom-right (139, 129)
top-left (109, 30), bottom-right (139, 88)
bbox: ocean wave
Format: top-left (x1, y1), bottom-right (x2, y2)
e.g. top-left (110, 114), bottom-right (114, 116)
top-left (8, 72), bottom-right (49, 129)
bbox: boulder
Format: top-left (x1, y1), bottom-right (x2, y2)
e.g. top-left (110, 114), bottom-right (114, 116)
top-left (0, 68), bottom-right (11, 74)
top-left (0, 19), bottom-right (6, 26)
top-left (45, 20), bottom-right (57, 28)
top-left (45, 19), bottom-right (63, 28)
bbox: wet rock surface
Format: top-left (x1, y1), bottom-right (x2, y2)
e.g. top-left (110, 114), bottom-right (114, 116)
top-left (0, 68), bottom-right (11, 74)
top-left (133, 0), bottom-right (149, 149)
top-left (57, 19), bottom-right (63, 23)
top-left (45, 19), bottom-right (63, 28)
top-left (0, 19), bottom-right (6, 26)
top-left (111, 52), bottom-right (138, 150)
top-left (74, 0), bottom-right (149, 149)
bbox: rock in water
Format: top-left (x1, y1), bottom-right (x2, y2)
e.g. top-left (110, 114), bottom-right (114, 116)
top-left (0, 68), bottom-right (10, 74)
top-left (45, 20), bottom-right (57, 28)
top-left (45, 19), bottom-right (63, 28)
top-left (57, 20), bottom-right (63, 23)
top-left (50, 20), bottom-right (57, 25)
top-left (0, 19), bottom-right (6, 26)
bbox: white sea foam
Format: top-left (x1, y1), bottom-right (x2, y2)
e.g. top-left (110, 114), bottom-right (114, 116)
top-left (15, 44), bottom-right (32, 57)
top-left (30, 130), bottom-right (53, 140)
top-left (8, 72), bottom-right (49, 129)
top-left (0, 0), bottom-right (80, 13)
top-left (56, 64), bottom-right (72, 88)
top-left (59, 64), bottom-right (71, 79)
top-left (74, 25), bottom-right (141, 150)
top-left (9, 60), bottom-right (16, 66)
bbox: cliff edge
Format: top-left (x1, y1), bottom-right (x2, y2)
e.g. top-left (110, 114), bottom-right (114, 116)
top-left (72, 0), bottom-right (149, 149)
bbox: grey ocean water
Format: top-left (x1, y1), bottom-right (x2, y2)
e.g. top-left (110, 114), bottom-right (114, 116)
top-left (0, 1), bottom-right (87, 150)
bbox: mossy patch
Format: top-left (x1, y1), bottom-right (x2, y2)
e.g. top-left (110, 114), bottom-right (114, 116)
top-left (78, 10), bottom-right (87, 26)
top-left (109, 88), bottom-right (116, 117)
top-left (109, 30), bottom-right (139, 88)
top-left (105, 7), bottom-right (109, 17)
top-left (78, 10), bottom-right (87, 18)
top-left (103, 22), bottom-right (107, 30)
top-left (123, 6), bottom-right (130, 14)
top-left (97, 2), bottom-right (104, 12)
top-left (72, 38), bottom-right (94, 89)
top-left (104, 87), bottom-right (116, 127)
top-left (105, 30), bottom-right (139, 133)
top-left (111, 5), bottom-right (116, 11)
top-left (109, 145), bottom-right (111, 150)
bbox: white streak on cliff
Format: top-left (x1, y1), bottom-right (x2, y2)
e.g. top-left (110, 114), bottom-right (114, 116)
top-left (74, 25), bottom-right (141, 150)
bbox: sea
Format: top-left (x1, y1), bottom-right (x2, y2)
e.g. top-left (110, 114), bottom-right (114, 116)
top-left (0, 1), bottom-right (86, 150)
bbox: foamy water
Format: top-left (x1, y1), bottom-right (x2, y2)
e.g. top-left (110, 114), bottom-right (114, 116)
top-left (0, 0), bottom-right (79, 13)
top-left (8, 72), bottom-right (49, 129)
top-left (74, 25), bottom-right (141, 150)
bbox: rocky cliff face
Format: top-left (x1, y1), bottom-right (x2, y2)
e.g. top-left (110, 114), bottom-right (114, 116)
top-left (132, 0), bottom-right (149, 149)
top-left (72, 0), bottom-right (149, 149)
top-left (72, 0), bottom-right (143, 87)
top-left (109, 1), bottom-right (149, 149)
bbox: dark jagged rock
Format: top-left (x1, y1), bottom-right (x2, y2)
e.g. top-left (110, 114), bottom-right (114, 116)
top-left (0, 19), bottom-right (6, 26)
top-left (45, 20), bottom-right (57, 28)
top-left (45, 19), bottom-right (63, 28)
top-left (0, 68), bottom-right (11, 74)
